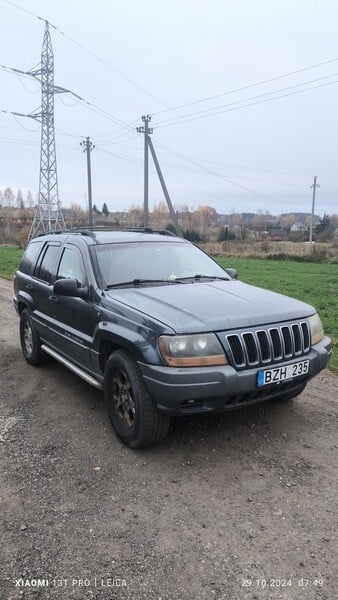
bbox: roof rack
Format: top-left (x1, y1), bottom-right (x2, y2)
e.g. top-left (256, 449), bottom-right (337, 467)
top-left (36, 227), bottom-right (177, 239)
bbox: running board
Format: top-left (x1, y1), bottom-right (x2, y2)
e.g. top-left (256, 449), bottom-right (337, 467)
top-left (41, 345), bottom-right (103, 390)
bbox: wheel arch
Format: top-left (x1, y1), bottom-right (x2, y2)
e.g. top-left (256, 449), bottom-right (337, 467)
top-left (97, 335), bottom-right (142, 374)
top-left (17, 300), bottom-right (29, 315)
top-left (16, 291), bottom-right (34, 315)
top-left (94, 322), bottom-right (161, 374)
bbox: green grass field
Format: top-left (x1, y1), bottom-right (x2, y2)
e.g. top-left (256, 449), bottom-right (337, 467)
top-left (0, 246), bottom-right (336, 374)
top-left (0, 245), bottom-right (24, 280)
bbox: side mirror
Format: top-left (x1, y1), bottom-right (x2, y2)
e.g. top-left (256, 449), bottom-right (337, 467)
top-left (225, 268), bottom-right (238, 280)
top-left (53, 278), bottom-right (88, 299)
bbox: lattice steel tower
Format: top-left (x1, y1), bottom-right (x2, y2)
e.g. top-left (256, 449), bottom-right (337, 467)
top-left (28, 21), bottom-right (66, 240)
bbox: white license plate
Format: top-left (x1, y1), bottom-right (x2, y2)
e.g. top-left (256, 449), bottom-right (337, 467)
top-left (257, 360), bottom-right (309, 387)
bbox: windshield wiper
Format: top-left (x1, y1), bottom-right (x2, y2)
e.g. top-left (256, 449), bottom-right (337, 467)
top-left (174, 274), bottom-right (230, 282)
top-left (106, 278), bottom-right (182, 289)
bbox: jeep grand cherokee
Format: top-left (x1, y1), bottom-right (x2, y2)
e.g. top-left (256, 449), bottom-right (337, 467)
top-left (13, 229), bottom-right (332, 448)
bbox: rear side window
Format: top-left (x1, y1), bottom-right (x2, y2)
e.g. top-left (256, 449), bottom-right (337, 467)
top-left (19, 241), bottom-right (44, 275)
top-left (34, 244), bottom-right (60, 283)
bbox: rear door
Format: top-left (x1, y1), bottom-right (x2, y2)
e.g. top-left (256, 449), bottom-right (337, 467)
top-left (51, 244), bottom-right (96, 368)
top-left (31, 242), bottom-right (62, 344)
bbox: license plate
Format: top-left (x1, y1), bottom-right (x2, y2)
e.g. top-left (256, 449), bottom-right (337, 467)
top-left (257, 360), bottom-right (309, 387)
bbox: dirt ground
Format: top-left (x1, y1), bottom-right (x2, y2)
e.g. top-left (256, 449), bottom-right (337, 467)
top-left (0, 277), bottom-right (337, 600)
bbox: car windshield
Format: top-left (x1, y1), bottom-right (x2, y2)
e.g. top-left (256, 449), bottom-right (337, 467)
top-left (94, 241), bottom-right (230, 287)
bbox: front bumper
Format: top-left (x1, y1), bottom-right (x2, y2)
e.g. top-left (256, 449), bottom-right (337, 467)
top-left (138, 336), bottom-right (331, 415)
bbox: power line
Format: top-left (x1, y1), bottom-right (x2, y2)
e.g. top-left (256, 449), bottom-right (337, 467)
top-left (12, 115), bottom-right (40, 132)
top-left (3, 0), bottom-right (39, 19)
top-left (152, 57), bottom-right (338, 116)
top-left (2, 0), bottom-right (227, 136)
top-left (0, 136), bottom-right (75, 151)
top-left (2, 62), bottom-right (138, 136)
top-left (154, 141), bottom-right (265, 198)
top-left (3, 0), bottom-right (185, 115)
top-left (14, 72), bottom-right (40, 94)
top-left (155, 73), bottom-right (338, 127)
top-left (95, 147), bottom-right (143, 169)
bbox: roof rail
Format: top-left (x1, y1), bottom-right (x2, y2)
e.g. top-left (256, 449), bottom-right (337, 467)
top-left (37, 228), bottom-right (96, 239)
top-left (36, 227), bottom-right (177, 238)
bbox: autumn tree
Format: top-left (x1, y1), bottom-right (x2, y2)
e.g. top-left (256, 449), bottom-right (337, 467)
top-left (152, 202), bottom-right (169, 228)
top-left (229, 213), bottom-right (247, 240)
top-left (194, 205), bottom-right (217, 229)
top-left (177, 204), bottom-right (192, 228)
top-left (217, 226), bottom-right (235, 241)
top-left (279, 214), bottom-right (296, 230)
top-left (331, 214), bottom-right (338, 228)
top-left (252, 210), bottom-right (272, 232)
top-left (26, 190), bottom-right (34, 209)
top-left (3, 187), bottom-right (15, 207)
top-left (70, 203), bottom-right (83, 214)
top-left (16, 189), bottom-right (25, 210)
top-left (127, 205), bottom-right (143, 227)
top-left (315, 214), bottom-right (334, 241)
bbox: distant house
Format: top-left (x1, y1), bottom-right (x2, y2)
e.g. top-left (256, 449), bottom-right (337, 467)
top-left (290, 221), bottom-right (305, 232)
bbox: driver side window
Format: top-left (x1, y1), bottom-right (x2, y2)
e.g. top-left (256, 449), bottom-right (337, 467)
top-left (57, 247), bottom-right (85, 287)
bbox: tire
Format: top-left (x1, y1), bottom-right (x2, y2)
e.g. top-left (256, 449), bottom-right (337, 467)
top-left (20, 308), bottom-right (48, 366)
top-left (104, 350), bottom-right (170, 448)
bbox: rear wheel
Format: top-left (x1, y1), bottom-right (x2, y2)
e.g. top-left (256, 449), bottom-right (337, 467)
top-left (104, 350), bottom-right (170, 448)
top-left (20, 308), bottom-right (48, 365)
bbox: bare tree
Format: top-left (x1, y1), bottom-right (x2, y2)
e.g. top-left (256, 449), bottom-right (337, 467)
top-left (26, 190), bottom-right (34, 209)
top-left (3, 187), bottom-right (15, 207)
top-left (16, 189), bottom-right (25, 210)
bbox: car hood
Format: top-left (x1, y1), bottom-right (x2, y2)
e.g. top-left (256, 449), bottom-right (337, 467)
top-left (107, 280), bottom-right (315, 333)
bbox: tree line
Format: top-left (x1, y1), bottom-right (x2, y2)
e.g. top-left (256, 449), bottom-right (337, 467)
top-left (1, 189), bottom-right (337, 244)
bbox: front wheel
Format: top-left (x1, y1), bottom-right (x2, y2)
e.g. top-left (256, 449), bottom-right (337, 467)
top-left (19, 308), bottom-right (48, 365)
top-left (104, 350), bottom-right (170, 448)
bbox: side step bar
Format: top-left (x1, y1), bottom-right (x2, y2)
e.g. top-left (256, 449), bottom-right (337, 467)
top-left (41, 345), bottom-right (103, 390)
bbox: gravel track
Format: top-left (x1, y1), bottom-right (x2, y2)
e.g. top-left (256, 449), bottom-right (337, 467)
top-left (0, 278), bottom-right (337, 600)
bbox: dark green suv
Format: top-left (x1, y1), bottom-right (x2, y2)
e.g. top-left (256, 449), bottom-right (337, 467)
top-left (13, 228), bottom-right (331, 448)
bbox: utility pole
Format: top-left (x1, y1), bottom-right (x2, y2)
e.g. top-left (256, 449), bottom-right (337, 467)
top-left (136, 115), bottom-right (153, 227)
top-left (309, 176), bottom-right (320, 251)
top-left (136, 115), bottom-right (182, 235)
top-left (148, 137), bottom-right (182, 236)
top-left (80, 137), bottom-right (95, 227)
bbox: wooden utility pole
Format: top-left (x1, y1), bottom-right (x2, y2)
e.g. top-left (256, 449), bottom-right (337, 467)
top-left (309, 176), bottom-right (320, 252)
top-left (136, 115), bottom-right (153, 228)
top-left (137, 115), bottom-right (182, 235)
top-left (81, 137), bottom-right (95, 227)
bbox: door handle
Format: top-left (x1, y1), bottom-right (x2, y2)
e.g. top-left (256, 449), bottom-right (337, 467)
top-left (48, 295), bottom-right (59, 303)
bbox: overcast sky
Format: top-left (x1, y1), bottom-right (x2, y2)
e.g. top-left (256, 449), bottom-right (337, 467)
top-left (1, 0), bottom-right (338, 216)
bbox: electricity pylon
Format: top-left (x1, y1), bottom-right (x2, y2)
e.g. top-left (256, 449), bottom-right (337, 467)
top-left (28, 21), bottom-right (66, 239)
top-left (3, 21), bottom-right (71, 240)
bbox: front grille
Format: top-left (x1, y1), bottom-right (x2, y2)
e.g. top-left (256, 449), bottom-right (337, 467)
top-left (225, 321), bottom-right (310, 369)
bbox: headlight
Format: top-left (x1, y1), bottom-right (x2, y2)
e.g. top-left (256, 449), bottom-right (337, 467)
top-left (159, 333), bottom-right (227, 367)
top-left (309, 313), bottom-right (324, 345)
